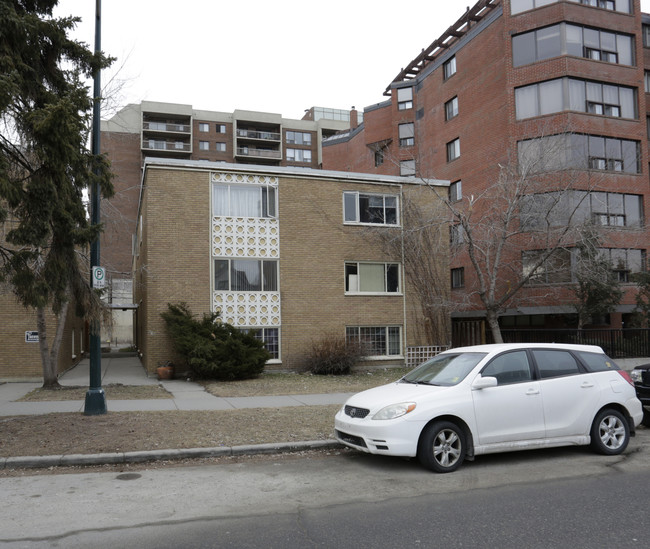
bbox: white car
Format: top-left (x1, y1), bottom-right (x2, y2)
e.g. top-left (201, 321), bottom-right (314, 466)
top-left (335, 343), bottom-right (643, 473)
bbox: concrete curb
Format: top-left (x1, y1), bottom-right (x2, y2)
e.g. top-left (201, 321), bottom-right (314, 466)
top-left (1, 439), bottom-right (342, 470)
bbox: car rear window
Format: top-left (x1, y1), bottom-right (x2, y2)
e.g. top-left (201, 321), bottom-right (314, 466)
top-left (575, 351), bottom-right (619, 372)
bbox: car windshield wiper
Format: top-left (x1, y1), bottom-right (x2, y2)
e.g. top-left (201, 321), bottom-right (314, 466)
top-left (400, 378), bottom-right (437, 386)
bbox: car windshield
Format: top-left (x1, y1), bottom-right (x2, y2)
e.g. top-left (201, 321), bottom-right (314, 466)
top-left (402, 352), bottom-right (487, 386)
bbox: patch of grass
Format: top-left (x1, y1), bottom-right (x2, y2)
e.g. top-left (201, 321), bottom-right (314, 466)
top-left (18, 384), bottom-right (172, 402)
top-left (203, 367), bottom-right (410, 397)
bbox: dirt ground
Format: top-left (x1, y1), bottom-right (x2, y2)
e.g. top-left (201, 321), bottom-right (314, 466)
top-left (1, 369), bottom-right (407, 464)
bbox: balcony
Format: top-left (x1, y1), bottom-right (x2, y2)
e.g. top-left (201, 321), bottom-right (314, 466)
top-left (142, 139), bottom-right (191, 154)
top-left (236, 129), bottom-right (281, 141)
top-left (235, 147), bottom-right (282, 159)
top-left (142, 121), bottom-right (191, 133)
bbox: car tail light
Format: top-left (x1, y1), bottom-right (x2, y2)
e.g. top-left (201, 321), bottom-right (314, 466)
top-left (617, 370), bottom-right (634, 387)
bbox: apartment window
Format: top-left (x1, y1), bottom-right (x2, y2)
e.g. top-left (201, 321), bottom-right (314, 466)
top-left (451, 267), bottom-right (465, 289)
top-left (397, 87), bottom-right (413, 110)
top-left (199, 123), bottom-right (209, 132)
top-left (512, 24), bottom-right (633, 67)
top-left (286, 148), bottom-right (311, 162)
top-left (604, 249), bottom-right (645, 282)
top-left (250, 328), bottom-right (279, 360)
top-left (443, 56), bottom-right (456, 80)
top-left (447, 138), bottom-right (460, 162)
top-left (523, 249), bottom-right (572, 284)
top-left (450, 224), bottom-right (464, 246)
top-left (645, 71), bottom-right (650, 93)
top-left (345, 262), bottom-right (400, 293)
top-left (199, 141), bottom-right (209, 151)
top-left (518, 134), bottom-right (640, 174)
top-left (449, 180), bottom-right (462, 202)
top-left (445, 97), bottom-right (459, 120)
top-left (215, 142), bottom-right (226, 152)
top-left (511, 0), bottom-right (630, 15)
top-left (644, 25), bottom-right (650, 48)
top-left (217, 124), bottom-right (226, 133)
top-left (214, 259), bottom-right (278, 292)
top-left (286, 131), bottom-right (312, 145)
top-left (400, 159), bottom-right (416, 176)
top-left (343, 192), bottom-right (399, 225)
top-left (346, 326), bottom-right (401, 357)
top-left (374, 148), bottom-right (384, 167)
top-left (212, 183), bottom-right (277, 218)
top-left (398, 123), bottom-right (415, 147)
top-left (520, 191), bottom-right (644, 230)
top-left (515, 78), bottom-right (636, 120)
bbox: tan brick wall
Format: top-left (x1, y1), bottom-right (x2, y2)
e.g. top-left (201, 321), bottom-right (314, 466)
top-left (0, 292), bottom-right (86, 381)
top-left (135, 163), bottom-right (448, 374)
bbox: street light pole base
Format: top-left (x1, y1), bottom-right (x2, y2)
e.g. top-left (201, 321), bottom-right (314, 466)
top-left (84, 388), bottom-right (107, 415)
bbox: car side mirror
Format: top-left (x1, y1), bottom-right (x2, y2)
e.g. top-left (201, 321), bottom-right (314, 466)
top-left (472, 375), bottom-right (498, 390)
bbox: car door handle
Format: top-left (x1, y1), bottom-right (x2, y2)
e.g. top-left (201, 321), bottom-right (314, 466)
top-left (525, 388), bottom-right (540, 395)
top-left (581, 382), bottom-right (595, 389)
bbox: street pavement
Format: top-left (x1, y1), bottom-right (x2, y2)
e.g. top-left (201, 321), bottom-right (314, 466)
top-left (0, 356), bottom-right (351, 469)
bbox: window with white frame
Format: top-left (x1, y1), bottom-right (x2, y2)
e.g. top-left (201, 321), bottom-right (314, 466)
top-left (400, 159), bottom-right (416, 176)
top-left (346, 326), bottom-right (401, 357)
top-left (345, 262), bottom-right (400, 293)
top-left (217, 124), bottom-right (226, 133)
top-left (443, 56), bottom-right (456, 80)
top-left (445, 96), bottom-right (459, 120)
top-left (286, 131), bottom-right (312, 145)
top-left (449, 180), bottom-right (462, 202)
top-left (645, 71), bottom-right (650, 93)
top-left (215, 142), bottom-right (226, 152)
top-left (214, 259), bottom-right (278, 291)
top-left (343, 192), bottom-right (399, 225)
top-left (447, 138), bottom-right (460, 162)
top-left (249, 327), bottom-right (280, 360)
top-left (397, 87), bottom-right (413, 110)
top-left (286, 148), bottom-right (312, 162)
top-left (199, 123), bottom-right (209, 132)
top-left (398, 123), bottom-right (415, 147)
top-left (199, 141), bottom-right (209, 150)
top-left (212, 183), bottom-right (277, 218)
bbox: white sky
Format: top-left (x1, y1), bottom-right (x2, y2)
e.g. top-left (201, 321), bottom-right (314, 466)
top-left (54, 1), bottom-right (650, 120)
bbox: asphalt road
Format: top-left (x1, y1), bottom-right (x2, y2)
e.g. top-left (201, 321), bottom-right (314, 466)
top-left (1, 430), bottom-right (649, 548)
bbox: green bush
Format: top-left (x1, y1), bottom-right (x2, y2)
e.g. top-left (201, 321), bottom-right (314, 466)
top-left (307, 334), bottom-right (365, 376)
top-left (161, 303), bottom-right (269, 380)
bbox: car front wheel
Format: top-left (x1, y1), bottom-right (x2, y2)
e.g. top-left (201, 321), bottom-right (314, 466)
top-left (418, 421), bottom-right (466, 473)
top-left (590, 409), bottom-right (630, 455)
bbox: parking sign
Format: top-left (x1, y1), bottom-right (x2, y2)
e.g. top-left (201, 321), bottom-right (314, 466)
top-left (92, 266), bottom-right (106, 288)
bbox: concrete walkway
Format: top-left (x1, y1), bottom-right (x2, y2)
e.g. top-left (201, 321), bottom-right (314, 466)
top-left (0, 355), bottom-right (354, 417)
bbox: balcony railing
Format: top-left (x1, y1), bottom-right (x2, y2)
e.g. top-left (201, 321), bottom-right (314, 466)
top-left (236, 129), bottom-right (281, 141)
top-left (236, 147), bottom-right (282, 159)
top-left (142, 121), bottom-right (191, 133)
top-left (142, 140), bottom-right (191, 152)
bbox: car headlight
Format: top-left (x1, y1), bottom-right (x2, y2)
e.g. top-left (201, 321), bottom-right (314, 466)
top-left (372, 402), bottom-right (416, 420)
top-left (630, 370), bottom-right (642, 383)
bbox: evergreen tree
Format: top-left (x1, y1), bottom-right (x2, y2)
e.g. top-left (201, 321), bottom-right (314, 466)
top-left (0, 0), bottom-right (113, 386)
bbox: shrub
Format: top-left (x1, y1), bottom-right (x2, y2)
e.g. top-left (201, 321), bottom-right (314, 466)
top-left (307, 334), bottom-right (365, 376)
top-left (161, 303), bottom-right (269, 380)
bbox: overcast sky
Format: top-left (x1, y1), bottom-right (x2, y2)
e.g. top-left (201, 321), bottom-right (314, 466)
top-left (54, 0), bottom-right (650, 120)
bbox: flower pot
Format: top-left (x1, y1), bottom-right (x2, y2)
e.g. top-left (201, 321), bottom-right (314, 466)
top-left (157, 365), bottom-right (174, 380)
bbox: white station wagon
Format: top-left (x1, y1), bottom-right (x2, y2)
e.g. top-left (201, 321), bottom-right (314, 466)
top-left (334, 343), bottom-right (643, 473)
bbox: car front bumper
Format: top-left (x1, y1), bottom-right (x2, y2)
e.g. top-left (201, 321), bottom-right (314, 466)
top-left (334, 410), bottom-right (423, 457)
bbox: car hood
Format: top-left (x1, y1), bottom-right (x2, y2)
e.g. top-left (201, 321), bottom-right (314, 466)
top-left (344, 381), bottom-right (453, 412)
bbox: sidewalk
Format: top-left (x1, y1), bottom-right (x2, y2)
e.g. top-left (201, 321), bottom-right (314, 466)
top-left (0, 356), bottom-right (350, 469)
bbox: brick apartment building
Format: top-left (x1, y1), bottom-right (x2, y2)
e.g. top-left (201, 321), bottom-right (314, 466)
top-left (322, 0), bottom-right (650, 335)
top-left (134, 159), bottom-right (449, 374)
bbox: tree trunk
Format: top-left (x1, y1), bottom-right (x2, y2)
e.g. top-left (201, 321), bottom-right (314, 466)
top-left (36, 301), bottom-right (69, 389)
top-left (486, 309), bottom-right (503, 344)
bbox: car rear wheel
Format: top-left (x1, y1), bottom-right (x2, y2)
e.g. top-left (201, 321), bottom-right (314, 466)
top-left (590, 409), bottom-right (629, 455)
top-left (418, 421), bottom-right (466, 473)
